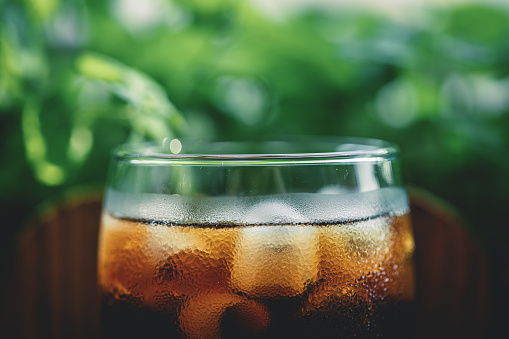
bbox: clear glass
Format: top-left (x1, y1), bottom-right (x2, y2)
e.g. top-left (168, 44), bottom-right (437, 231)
top-left (98, 137), bottom-right (415, 338)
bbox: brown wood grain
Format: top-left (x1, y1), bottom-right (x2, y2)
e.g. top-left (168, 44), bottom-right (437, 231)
top-left (409, 188), bottom-right (489, 338)
top-left (3, 197), bottom-right (102, 339)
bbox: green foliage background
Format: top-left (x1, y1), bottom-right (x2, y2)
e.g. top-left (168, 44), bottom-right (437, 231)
top-left (1, 0), bottom-right (509, 257)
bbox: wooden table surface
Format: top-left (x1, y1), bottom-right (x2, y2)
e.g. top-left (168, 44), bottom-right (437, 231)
top-left (1, 189), bottom-right (506, 338)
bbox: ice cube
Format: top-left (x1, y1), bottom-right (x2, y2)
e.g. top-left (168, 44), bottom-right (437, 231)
top-left (231, 225), bottom-right (318, 297)
top-left (143, 224), bottom-right (205, 266)
top-left (99, 214), bottom-right (240, 312)
top-left (317, 217), bottom-right (392, 281)
top-left (316, 185), bottom-right (352, 195)
top-left (98, 213), bottom-right (152, 302)
top-left (150, 226), bottom-right (239, 308)
top-left (242, 200), bottom-right (306, 224)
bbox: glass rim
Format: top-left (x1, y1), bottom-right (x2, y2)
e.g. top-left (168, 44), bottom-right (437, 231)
top-left (113, 137), bottom-right (399, 164)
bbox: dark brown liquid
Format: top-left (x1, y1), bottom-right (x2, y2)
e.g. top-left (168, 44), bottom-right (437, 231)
top-left (98, 213), bottom-right (415, 338)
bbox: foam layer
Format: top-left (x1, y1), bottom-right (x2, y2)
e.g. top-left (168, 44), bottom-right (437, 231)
top-left (104, 187), bottom-right (409, 225)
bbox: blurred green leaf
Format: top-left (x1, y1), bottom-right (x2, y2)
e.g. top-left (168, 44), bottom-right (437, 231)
top-left (25, 0), bottom-right (60, 22)
top-left (76, 52), bottom-right (188, 141)
top-left (445, 4), bottom-right (509, 44)
top-left (77, 53), bottom-right (123, 81)
top-left (22, 100), bottom-right (67, 186)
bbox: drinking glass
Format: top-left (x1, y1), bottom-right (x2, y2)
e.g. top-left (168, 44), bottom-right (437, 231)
top-left (98, 137), bottom-right (415, 338)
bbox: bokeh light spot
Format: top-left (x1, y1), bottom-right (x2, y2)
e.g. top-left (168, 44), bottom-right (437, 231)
top-left (170, 138), bottom-right (182, 154)
top-left (376, 79), bottom-right (418, 128)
